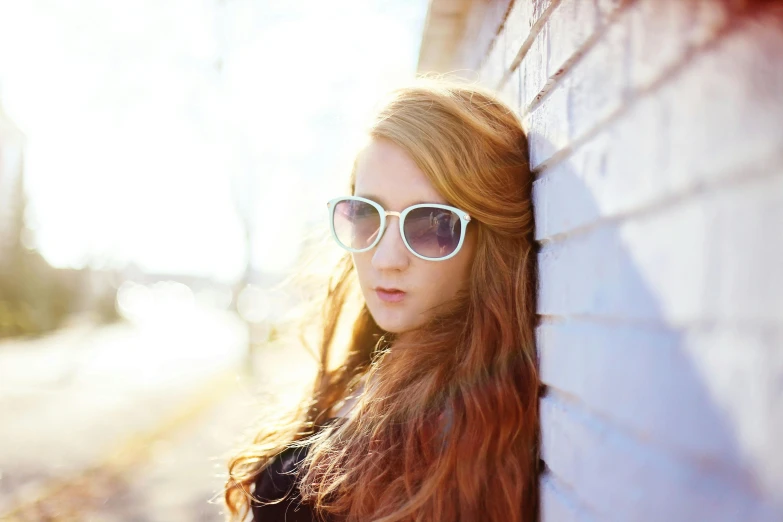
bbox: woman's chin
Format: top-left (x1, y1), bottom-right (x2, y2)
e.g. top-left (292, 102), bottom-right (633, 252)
top-left (375, 318), bottom-right (408, 334)
top-left (370, 308), bottom-right (413, 334)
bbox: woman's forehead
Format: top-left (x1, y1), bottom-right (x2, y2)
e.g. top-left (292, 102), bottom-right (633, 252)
top-left (354, 139), bottom-right (446, 207)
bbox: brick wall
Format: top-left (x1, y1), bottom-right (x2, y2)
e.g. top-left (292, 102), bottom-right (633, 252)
top-left (464, 1), bottom-right (783, 520)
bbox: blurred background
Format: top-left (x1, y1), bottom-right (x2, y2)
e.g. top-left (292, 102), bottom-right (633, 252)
top-left (0, 0), bottom-right (428, 520)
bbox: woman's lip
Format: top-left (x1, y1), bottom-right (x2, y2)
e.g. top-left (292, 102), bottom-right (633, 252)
top-left (375, 289), bottom-right (406, 303)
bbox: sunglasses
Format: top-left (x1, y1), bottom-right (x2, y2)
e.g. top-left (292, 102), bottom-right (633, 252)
top-left (326, 196), bottom-right (472, 261)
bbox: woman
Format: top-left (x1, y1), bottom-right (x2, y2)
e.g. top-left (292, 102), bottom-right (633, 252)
top-left (225, 78), bottom-right (540, 522)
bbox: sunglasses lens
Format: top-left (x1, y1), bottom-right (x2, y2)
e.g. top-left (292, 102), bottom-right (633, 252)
top-left (332, 199), bottom-right (382, 250)
top-left (403, 207), bottom-right (462, 259)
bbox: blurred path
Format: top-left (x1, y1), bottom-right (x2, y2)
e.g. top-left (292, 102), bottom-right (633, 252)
top-left (0, 302), bottom-right (318, 521)
top-left (80, 338), bottom-right (318, 522)
top-left (77, 384), bottom-right (255, 522)
top-left (0, 303), bottom-right (250, 520)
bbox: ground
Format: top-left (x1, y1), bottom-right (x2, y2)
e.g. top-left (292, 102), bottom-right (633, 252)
top-left (0, 304), bottom-right (316, 522)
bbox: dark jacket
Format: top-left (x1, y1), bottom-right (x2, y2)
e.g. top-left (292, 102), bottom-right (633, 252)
top-left (251, 419), bottom-right (341, 522)
top-left (252, 444), bottom-right (319, 521)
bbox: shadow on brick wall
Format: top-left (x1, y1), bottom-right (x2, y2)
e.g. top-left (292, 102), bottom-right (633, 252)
top-left (529, 130), bottom-right (781, 521)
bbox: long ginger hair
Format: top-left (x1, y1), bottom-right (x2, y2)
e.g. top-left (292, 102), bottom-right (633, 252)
top-left (225, 78), bottom-right (540, 522)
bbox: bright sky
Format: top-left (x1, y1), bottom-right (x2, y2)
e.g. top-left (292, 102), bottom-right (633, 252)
top-left (0, 0), bottom-right (428, 283)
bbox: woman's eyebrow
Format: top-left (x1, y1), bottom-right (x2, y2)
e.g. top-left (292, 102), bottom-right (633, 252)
top-left (354, 193), bottom-right (446, 207)
top-left (353, 193), bottom-right (384, 204)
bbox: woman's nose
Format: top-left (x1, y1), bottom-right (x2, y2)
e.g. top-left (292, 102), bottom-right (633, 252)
top-left (371, 217), bottom-right (410, 271)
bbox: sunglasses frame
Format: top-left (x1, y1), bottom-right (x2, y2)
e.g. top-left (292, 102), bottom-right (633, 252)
top-left (326, 195), bottom-right (472, 261)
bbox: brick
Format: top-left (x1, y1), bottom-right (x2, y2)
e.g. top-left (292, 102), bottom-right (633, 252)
top-left (537, 215), bottom-right (704, 321)
top-left (527, 83), bottom-right (570, 172)
top-left (541, 394), bottom-right (782, 521)
top-left (538, 318), bottom-right (783, 484)
top-left (537, 172), bottom-right (783, 325)
top-left (628, 0), bottom-right (733, 89)
top-left (543, 0), bottom-right (601, 77)
top-left (480, 30), bottom-right (506, 89)
top-left (703, 173), bottom-right (783, 325)
top-left (502, 0), bottom-right (536, 72)
top-left (685, 323), bottom-right (783, 497)
top-left (522, 21), bottom-right (549, 110)
top-left (503, 0), bottom-right (556, 73)
top-left (559, 16), bottom-right (631, 144)
top-left (499, 64), bottom-right (522, 115)
top-left (518, 59), bottom-right (529, 117)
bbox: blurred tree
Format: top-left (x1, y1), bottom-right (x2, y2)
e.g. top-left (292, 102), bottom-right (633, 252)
top-left (0, 108), bottom-right (120, 340)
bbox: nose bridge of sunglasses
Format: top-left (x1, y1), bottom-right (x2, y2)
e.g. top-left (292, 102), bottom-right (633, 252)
top-left (372, 210), bottom-right (407, 248)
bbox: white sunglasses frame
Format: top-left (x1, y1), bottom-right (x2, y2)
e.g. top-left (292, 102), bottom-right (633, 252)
top-left (326, 196), bottom-right (472, 261)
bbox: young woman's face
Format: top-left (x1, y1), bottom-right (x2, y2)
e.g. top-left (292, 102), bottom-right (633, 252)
top-left (351, 138), bottom-right (477, 334)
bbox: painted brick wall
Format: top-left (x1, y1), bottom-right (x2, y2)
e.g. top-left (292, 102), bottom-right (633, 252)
top-left (475, 1), bottom-right (783, 520)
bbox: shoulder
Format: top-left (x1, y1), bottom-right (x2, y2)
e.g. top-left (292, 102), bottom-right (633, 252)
top-left (252, 444), bottom-right (319, 522)
top-left (251, 420), bottom-right (343, 522)
top-left (253, 444), bottom-right (308, 503)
